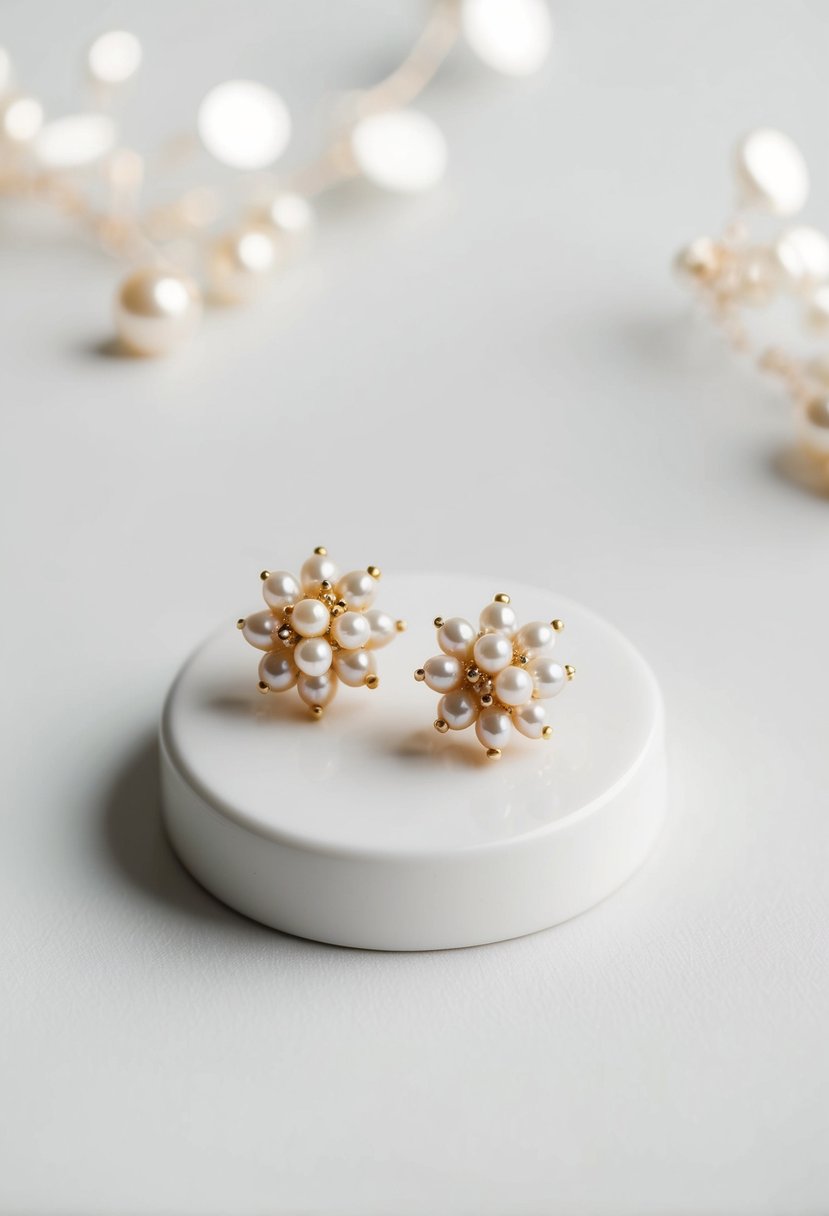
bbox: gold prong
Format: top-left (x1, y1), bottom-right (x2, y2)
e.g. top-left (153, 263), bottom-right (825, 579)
top-left (311, 705), bottom-right (324, 718)
top-left (367, 565), bottom-right (381, 580)
top-left (314, 546), bottom-right (327, 556)
top-left (481, 693), bottom-right (493, 706)
top-left (486, 747), bottom-right (502, 760)
top-left (551, 619), bottom-right (564, 632)
top-left (434, 616), bottom-right (444, 629)
top-left (531, 690), bottom-right (539, 700)
top-left (331, 604), bottom-right (344, 617)
top-left (494, 593), bottom-right (510, 604)
top-left (414, 668), bottom-right (426, 682)
top-left (396, 619), bottom-right (407, 632)
top-left (236, 618), bottom-right (246, 630)
top-left (434, 718), bottom-right (448, 734)
top-left (542, 725), bottom-right (553, 739)
top-left (283, 603), bottom-right (293, 616)
top-left (466, 666), bottom-right (480, 683)
top-left (258, 681), bottom-right (269, 694)
top-left (337, 599), bottom-right (347, 610)
top-left (260, 570), bottom-right (270, 582)
top-left (366, 674), bottom-right (379, 689)
top-left (565, 664), bottom-right (576, 680)
top-left (320, 580), bottom-right (332, 592)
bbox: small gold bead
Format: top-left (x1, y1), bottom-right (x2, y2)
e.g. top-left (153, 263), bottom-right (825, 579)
top-left (542, 725), bottom-right (553, 739)
top-left (518, 654), bottom-right (528, 665)
top-left (337, 599), bottom-right (347, 610)
top-left (331, 604), bottom-right (344, 617)
top-left (565, 664), bottom-right (576, 680)
top-left (320, 580), bottom-right (332, 592)
top-left (481, 693), bottom-right (493, 706)
top-left (283, 603), bottom-right (293, 616)
top-left (551, 619), bottom-right (564, 632)
top-left (434, 718), bottom-right (449, 734)
top-left (258, 681), bottom-right (269, 694)
top-left (367, 565), bottom-right (381, 580)
top-left (366, 674), bottom-right (379, 689)
top-left (314, 546), bottom-right (327, 556)
top-left (311, 705), bottom-right (324, 718)
top-left (494, 593), bottom-right (510, 604)
top-left (396, 620), bottom-right (407, 632)
top-left (434, 616), bottom-right (444, 629)
top-left (486, 748), bottom-right (502, 760)
top-left (260, 570), bottom-right (270, 581)
top-left (466, 666), bottom-right (480, 683)
top-left (236, 618), bottom-right (246, 630)
top-left (277, 624), bottom-right (291, 641)
top-left (414, 668), bottom-right (426, 682)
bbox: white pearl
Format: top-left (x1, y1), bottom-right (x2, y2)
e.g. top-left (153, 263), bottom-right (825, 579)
top-left (197, 80), bottom-right (291, 171)
top-left (262, 570), bottom-right (300, 611)
top-left (473, 632), bottom-right (513, 674)
top-left (462, 0), bottom-right (553, 77)
top-left (423, 654), bottom-right (463, 693)
top-left (494, 665), bottom-right (534, 707)
top-left (350, 109), bottom-right (447, 193)
top-left (114, 267), bottom-right (202, 356)
top-left (735, 128), bottom-right (809, 216)
top-left (439, 689), bottom-right (479, 731)
top-left (0, 94), bottom-right (43, 146)
top-left (300, 553), bottom-right (338, 593)
top-left (437, 617), bottom-right (476, 658)
top-left (87, 30), bottom-right (143, 86)
top-left (674, 236), bottom-right (722, 284)
top-left (331, 611), bottom-right (370, 650)
top-left (34, 114), bottom-right (116, 169)
top-left (530, 656), bottom-right (567, 699)
top-left (241, 610), bottom-right (282, 651)
top-left (479, 601), bottom-right (518, 636)
top-left (297, 671), bottom-right (338, 709)
top-left (258, 648), bottom-right (297, 692)
top-left (336, 570), bottom-right (377, 611)
top-left (797, 396), bottom-right (829, 456)
top-left (513, 701), bottom-right (547, 739)
top-left (294, 636), bottom-right (333, 677)
top-left (291, 598), bottom-right (330, 638)
top-left (207, 225), bottom-right (280, 304)
top-left (334, 648), bottom-right (376, 687)
top-left (364, 608), bottom-right (396, 649)
top-left (253, 191), bottom-right (315, 253)
top-left (475, 709), bottom-right (512, 750)
top-left (775, 226), bottom-right (829, 292)
top-left (514, 620), bottom-right (555, 656)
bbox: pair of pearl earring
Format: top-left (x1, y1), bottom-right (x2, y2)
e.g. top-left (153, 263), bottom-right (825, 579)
top-left (237, 548), bottom-right (575, 760)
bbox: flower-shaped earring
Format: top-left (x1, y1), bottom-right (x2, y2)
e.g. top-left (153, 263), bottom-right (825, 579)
top-left (415, 594), bottom-right (575, 759)
top-left (238, 547), bottom-right (405, 717)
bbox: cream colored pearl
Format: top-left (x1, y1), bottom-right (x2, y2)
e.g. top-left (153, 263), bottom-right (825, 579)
top-left (674, 236), bottom-right (722, 284)
top-left (336, 570), bottom-right (377, 611)
top-left (258, 647), bottom-right (297, 692)
top-left (479, 601), bottom-right (518, 636)
top-left (294, 636), bottom-right (333, 678)
top-left (253, 191), bottom-right (315, 253)
top-left (514, 620), bottom-right (555, 657)
top-left (797, 396), bottom-right (829, 456)
top-left (423, 654), bottom-right (463, 693)
top-left (439, 689), bottom-right (479, 730)
top-left (297, 671), bottom-right (338, 709)
top-left (473, 632), bottom-right (513, 675)
top-left (262, 570), bottom-right (300, 611)
top-left (291, 598), bottom-right (330, 638)
top-left (300, 553), bottom-right (338, 593)
top-left (530, 656), bottom-right (567, 699)
top-left (114, 267), bottom-right (202, 356)
top-left (207, 225), bottom-right (280, 304)
top-left (334, 649), bottom-right (376, 687)
top-left (242, 610), bottom-right (282, 651)
top-left (475, 709), bottom-right (512, 751)
top-left (735, 128), bottom-right (809, 216)
top-left (494, 665), bottom-right (533, 707)
top-left (437, 617), bottom-right (476, 658)
top-left (775, 225), bottom-right (829, 292)
top-left (330, 611), bottom-right (370, 650)
top-left (364, 608), bottom-right (396, 648)
top-left (0, 93), bottom-right (43, 145)
top-left (513, 701), bottom-right (547, 739)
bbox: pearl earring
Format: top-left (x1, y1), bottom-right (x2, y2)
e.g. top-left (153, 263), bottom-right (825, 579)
top-left (414, 594), bottom-right (574, 760)
top-left (237, 548), bottom-right (405, 718)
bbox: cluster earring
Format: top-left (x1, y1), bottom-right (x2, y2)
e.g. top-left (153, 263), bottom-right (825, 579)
top-left (675, 127), bottom-right (829, 481)
top-left (415, 594), bottom-right (574, 759)
top-left (237, 548), bottom-right (405, 718)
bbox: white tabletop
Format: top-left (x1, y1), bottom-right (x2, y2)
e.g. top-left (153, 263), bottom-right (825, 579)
top-left (2, 2), bottom-right (827, 1213)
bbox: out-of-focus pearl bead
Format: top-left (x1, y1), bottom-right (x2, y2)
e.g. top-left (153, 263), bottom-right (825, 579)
top-left (350, 108), bottom-right (447, 193)
top-left (0, 93), bottom-right (43, 145)
top-left (805, 286), bottom-right (829, 335)
top-left (297, 671), bottom-right (338, 708)
top-left (514, 621), bottom-right (554, 656)
top-left (301, 552), bottom-right (338, 593)
top-left (513, 702), bottom-right (548, 739)
top-left (87, 30), bottom-right (143, 86)
top-left (775, 225), bottom-right (829, 292)
top-left (494, 665), bottom-right (533, 707)
top-left (207, 225), bottom-right (280, 304)
top-left (197, 79), bottom-right (291, 171)
top-left (364, 608), bottom-right (396, 648)
top-left (473, 632), bottom-right (513, 674)
top-left (331, 611), bottom-right (370, 650)
top-left (252, 191), bottom-right (315, 255)
top-left (334, 649), bottom-right (376, 687)
top-left (462, 0), bottom-right (553, 77)
top-left (439, 689), bottom-right (479, 730)
top-left (479, 601), bottom-right (518, 636)
top-left (530, 656), bottom-right (567, 699)
top-left (258, 647), bottom-right (297, 692)
top-left (797, 396), bottom-right (829, 456)
top-left (242, 610), bottom-right (282, 651)
top-left (674, 236), bottom-right (722, 284)
top-left (423, 654), bottom-right (463, 693)
top-left (475, 709), bottom-right (512, 750)
top-left (262, 570), bottom-right (300, 611)
top-left (438, 617), bottom-right (476, 658)
top-left (336, 570), bottom-right (377, 611)
top-left (737, 246), bottom-right (780, 306)
top-left (294, 636), bottom-right (333, 677)
top-left (114, 267), bottom-right (202, 356)
top-left (291, 598), bottom-right (330, 638)
top-left (735, 128), bottom-right (809, 216)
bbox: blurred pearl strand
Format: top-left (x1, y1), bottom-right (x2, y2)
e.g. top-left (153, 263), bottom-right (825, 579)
top-left (676, 128), bottom-right (829, 483)
top-left (0, 0), bottom-right (553, 357)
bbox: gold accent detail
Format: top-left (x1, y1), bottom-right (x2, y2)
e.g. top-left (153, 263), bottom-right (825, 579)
top-left (277, 624), bottom-right (291, 641)
top-left (366, 674), bottom-right (379, 689)
top-left (565, 664), bottom-right (576, 680)
top-left (518, 653), bottom-right (528, 665)
top-left (466, 666), bottom-right (480, 683)
top-left (283, 604), bottom-right (293, 616)
top-left (331, 603), bottom-right (344, 617)
top-left (542, 725), bottom-right (553, 739)
top-left (314, 546), bottom-right (327, 556)
top-left (434, 718), bottom-right (448, 734)
top-left (260, 570), bottom-right (270, 581)
top-left (494, 593), bottom-right (510, 604)
top-left (311, 705), bottom-right (324, 718)
top-left (258, 681), bottom-right (269, 694)
top-left (551, 619), bottom-right (564, 632)
top-left (486, 748), bottom-right (501, 760)
top-left (434, 616), bottom-right (444, 629)
top-left (236, 618), bottom-right (246, 630)
top-left (396, 619), bottom-right (407, 632)
top-left (320, 580), bottom-right (332, 592)
top-left (367, 565), bottom-right (381, 579)
top-left (414, 668), bottom-right (426, 682)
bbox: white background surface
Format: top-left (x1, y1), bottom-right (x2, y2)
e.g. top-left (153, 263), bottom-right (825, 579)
top-left (1, 2), bottom-right (827, 1213)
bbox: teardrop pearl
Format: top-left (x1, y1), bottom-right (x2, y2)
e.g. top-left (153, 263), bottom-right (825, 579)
top-left (297, 671), bottom-right (338, 709)
top-left (423, 654), bottom-right (463, 693)
top-left (364, 608), bottom-right (396, 649)
top-left (735, 128), bottom-right (809, 216)
top-left (514, 621), bottom-right (555, 656)
top-left (241, 609), bottom-right (282, 651)
top-left (330, 611), bottom-right (370, 650)
top-left (439, 689), bottom-right (479, 730)
top-left (473, 632), bottom-right (513, 675)
top-left (114, 267), bottom-right (202, 356)
top-left (291, 598), bottom-right (330, 638)
top-left (294, 636), bottom-right (333, 677)
top-left (301, 553), bottom-right (338, 593)
top-left (494, 665), bottom-right (533, 707)
top-left (475, 709), bottom-right (512, 750)
top-left (262, 570), bottom-right (300, 611)
top-left (258, 647), bottom-right (297, 692)
top-left (479, 601), bottom-right (518, 636)
top-left (336, 570), bottom-right (377, 611)
top-left (529, 656), bottom-right (567, 699)
top-left (334, 649), bottom-right (376, 687)
top-left (513, 701), bottom-right (547, 739)
top-left (437, 617), bottom-right (476, 658)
